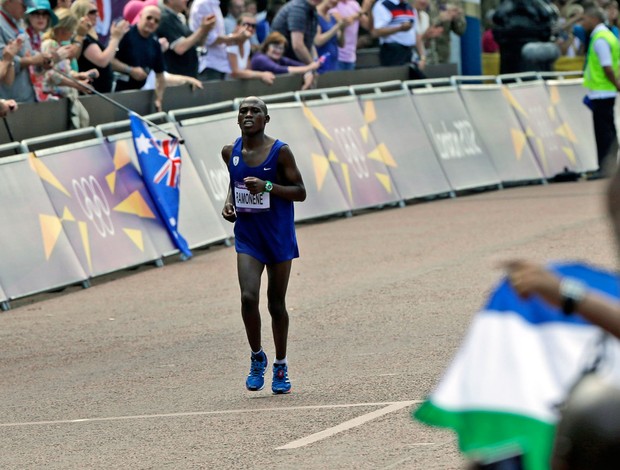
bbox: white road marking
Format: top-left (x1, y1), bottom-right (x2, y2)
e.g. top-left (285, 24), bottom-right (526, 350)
top-left (0, 400), bottom-right (422, 428)
top-left (276, 400), bottom-right (418, 450)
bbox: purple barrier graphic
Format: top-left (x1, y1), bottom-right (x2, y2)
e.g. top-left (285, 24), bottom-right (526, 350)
top-left (546, 80), bottom-right (597, 172)
top-left (358, 93), bottom-right (452, 199)
top-left (33, 143), bottom-right (161, 277)
top-left (411, 88), bottom-right (501, 191)
top-left (503, 83), bottom-right (579, 178)
top-left (459, 86), bottom-right (544, 183)
top-left (265, 105), bottom-right (351, 220)
top-left (118, 124), bottom-right (229, 248)
top-left (302, 99), bottom-right (402, 210)
top-left (103, 139), bottom-right (177, 257)
top-left (0, 155), bottom-right (87, 299)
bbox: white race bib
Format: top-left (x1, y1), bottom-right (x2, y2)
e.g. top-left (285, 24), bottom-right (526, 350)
top-left (234, 181), bottom-right (270, 213)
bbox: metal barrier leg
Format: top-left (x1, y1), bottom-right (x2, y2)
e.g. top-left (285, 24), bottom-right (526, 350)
top-left (224, 237), bottom-right (234, 247)
top-left (155, 258), bottom-right (164, 267)
top-left (1, 301), bottom-right (10, 311)
top-left (81, 280), bottom-right (91, 289)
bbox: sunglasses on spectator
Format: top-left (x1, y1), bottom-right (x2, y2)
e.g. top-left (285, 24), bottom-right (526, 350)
top-left (88, 9), bottom-right (98, 15)
top-left (269, 43), bottom-right (284, 51)
top-left (145, 15), bottom-right (160, 23)
top-left (30, 10), bottom-right (50, 16)
top-left (242, 22), bottom-right (256, 28)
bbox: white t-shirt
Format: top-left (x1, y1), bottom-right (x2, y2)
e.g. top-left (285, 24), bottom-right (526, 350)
top-left (227, 40), bottom-right (252, 72)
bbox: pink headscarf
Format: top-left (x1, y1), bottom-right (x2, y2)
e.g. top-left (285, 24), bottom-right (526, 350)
top-left (123, 0), bottom-right (159, 25)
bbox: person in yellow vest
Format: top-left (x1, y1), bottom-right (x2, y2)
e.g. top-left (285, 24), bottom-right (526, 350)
top-left (583, 6), bottom-right (620, 178)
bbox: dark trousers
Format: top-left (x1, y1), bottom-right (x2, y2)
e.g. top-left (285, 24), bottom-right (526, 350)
top-left (198, 68), bottom-right (226, 81)
top-left (591, 97), bottom-right (617, 170)
top-left (379, 43), bottom-right (413, 67)
top-left (499, 44), bottom-right (524, 74)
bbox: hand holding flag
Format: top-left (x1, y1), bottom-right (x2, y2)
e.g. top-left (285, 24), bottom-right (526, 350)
top-left (413, 262), bottom-right (620, 470)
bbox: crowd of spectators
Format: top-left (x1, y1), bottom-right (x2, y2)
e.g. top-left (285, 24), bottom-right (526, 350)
top-left (1, 0), bottom-right (619, 126)
top-left (483, 0), bottom-right (620, 74)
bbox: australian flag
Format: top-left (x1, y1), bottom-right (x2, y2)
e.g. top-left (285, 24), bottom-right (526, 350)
top-left (129, 113), bottom-right (192, 259)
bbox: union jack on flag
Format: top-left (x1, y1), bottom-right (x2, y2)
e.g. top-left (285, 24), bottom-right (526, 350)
top-left (152, 139), bottom-right (181, 188)
top-left (129, 113), bottom-right (192, 259)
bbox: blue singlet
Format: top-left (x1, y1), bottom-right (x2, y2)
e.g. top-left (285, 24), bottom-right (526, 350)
top-left (228, 137), bottom-right (299, 264)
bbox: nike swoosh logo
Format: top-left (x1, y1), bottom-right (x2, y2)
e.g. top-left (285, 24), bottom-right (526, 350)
top-left (264, 167), bottom-right (271, 171)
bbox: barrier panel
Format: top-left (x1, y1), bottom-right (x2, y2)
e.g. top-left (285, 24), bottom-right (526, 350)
top-left (2, 99), bottom-right (70, 143)
top-left (0, 154), bottom-right (87, 299)
top-left (545, 79), bottom-right (597, 173)
top-left (177, 113), bottom-right (239, 239)
top-left (259, 103), bottom-right (351, 220)
top-left (459, 85), bottom-right (544, 183)
top-left (357, 91), bottom-right (453, 199)
top-left (109, 123), bottom-right (230, 247)
top-left (302, 97), bottom-right (403, 210)
top-left (411, 87), bottom-right (501, 191)
top-left (32, 141), bottom-right (162, 277)
top-left (503, 81), bottom-right (580, 178)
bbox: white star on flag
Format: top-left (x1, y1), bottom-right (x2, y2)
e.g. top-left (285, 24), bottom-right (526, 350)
top-left (134, 133), bottom-right (152, 154)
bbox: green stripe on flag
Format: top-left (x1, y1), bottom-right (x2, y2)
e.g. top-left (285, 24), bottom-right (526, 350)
top-left (413, 400), bottom-right (556, 470)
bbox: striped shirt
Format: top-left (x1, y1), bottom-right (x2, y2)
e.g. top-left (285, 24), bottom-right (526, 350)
top-left (372, 0), bottom-right (417, 46)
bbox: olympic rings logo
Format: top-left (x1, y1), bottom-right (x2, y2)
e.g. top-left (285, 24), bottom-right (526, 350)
top-left (72, 175), bottom-right (115, 237)
top-left (334, 126), bottom-right (369, 179)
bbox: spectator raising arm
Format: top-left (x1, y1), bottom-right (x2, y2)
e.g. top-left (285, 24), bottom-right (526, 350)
top-left (170, 13), bottom-right (216, 55)
top-left (0, 37), bottom-right (21, 85)
top-left (81, 19), bottom-right (129, 68)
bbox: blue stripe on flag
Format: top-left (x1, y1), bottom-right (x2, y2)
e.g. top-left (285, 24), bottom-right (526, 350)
top-left (485, 263), bottom-right (620, 326)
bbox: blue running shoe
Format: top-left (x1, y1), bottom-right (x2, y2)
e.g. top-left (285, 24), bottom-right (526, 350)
top-left (272, 363), bottom-right (291, 394)
top-left (246, 351), bottom-right (268, 391)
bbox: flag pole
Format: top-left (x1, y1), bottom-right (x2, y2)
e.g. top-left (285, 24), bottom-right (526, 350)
top-left (56, 69), bottom-right (184, 143)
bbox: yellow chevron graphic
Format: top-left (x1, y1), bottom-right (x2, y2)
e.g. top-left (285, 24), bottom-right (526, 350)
top-left (501, 87), bottom-right (528, 117)
top-left (360, 124), bottom-right (369, 143)
top-left (549, 86), bottom-right (560, 105)
top-left (39, 214), bottom-right (63, 260)
top-left (106, 171), bottom-right (117, 194)
top-left (114, 190), bottom-right (156, 218)
top-left (536, 137), bottom-right (547, 173)
top-left (29, 154), bottom-right (70, 196)
top-left (364, 101), bottom-right (377, 124)
top-left (375, 172), bottom-right (392, 193)
top-left (62, 206), bottom-right (75, 222)
top-left (556, 122), bottom-right (577, 143)
top-left (328, 150), bottom-right (339, 162)
top-left (563, 146), bottom-right (577, 166)
top-left (341, 162), bottom-right (352, 202)
top-left (123, 228), bottom-right (145, 252)
top-left (547, 105), bottom-right (556, 120)
top-left (303, 105), bottom-right (332, 141)
top-left (311, 153), bottom-right (330, 191)
top-left (368, 143), bottom-right (397, 167)
top-left (510, 128), bottom-right (527, 161)
top-left (113, 140), bottom-right (132, 170)
top-left (78, 220), bottom-right (92, 273)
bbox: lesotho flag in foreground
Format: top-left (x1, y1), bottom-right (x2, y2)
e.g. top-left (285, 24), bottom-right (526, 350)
top-left (414, 262), bottom-right (620, 470)
top-left (129, 113), bottom-right (192, 259)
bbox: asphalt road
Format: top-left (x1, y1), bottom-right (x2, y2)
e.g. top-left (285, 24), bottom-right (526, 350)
top-left (1, 179), bottom-right (615, 469)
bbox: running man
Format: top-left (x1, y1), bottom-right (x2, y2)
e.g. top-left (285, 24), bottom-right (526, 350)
top-left (221, 96), bottom-right (306, 394)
